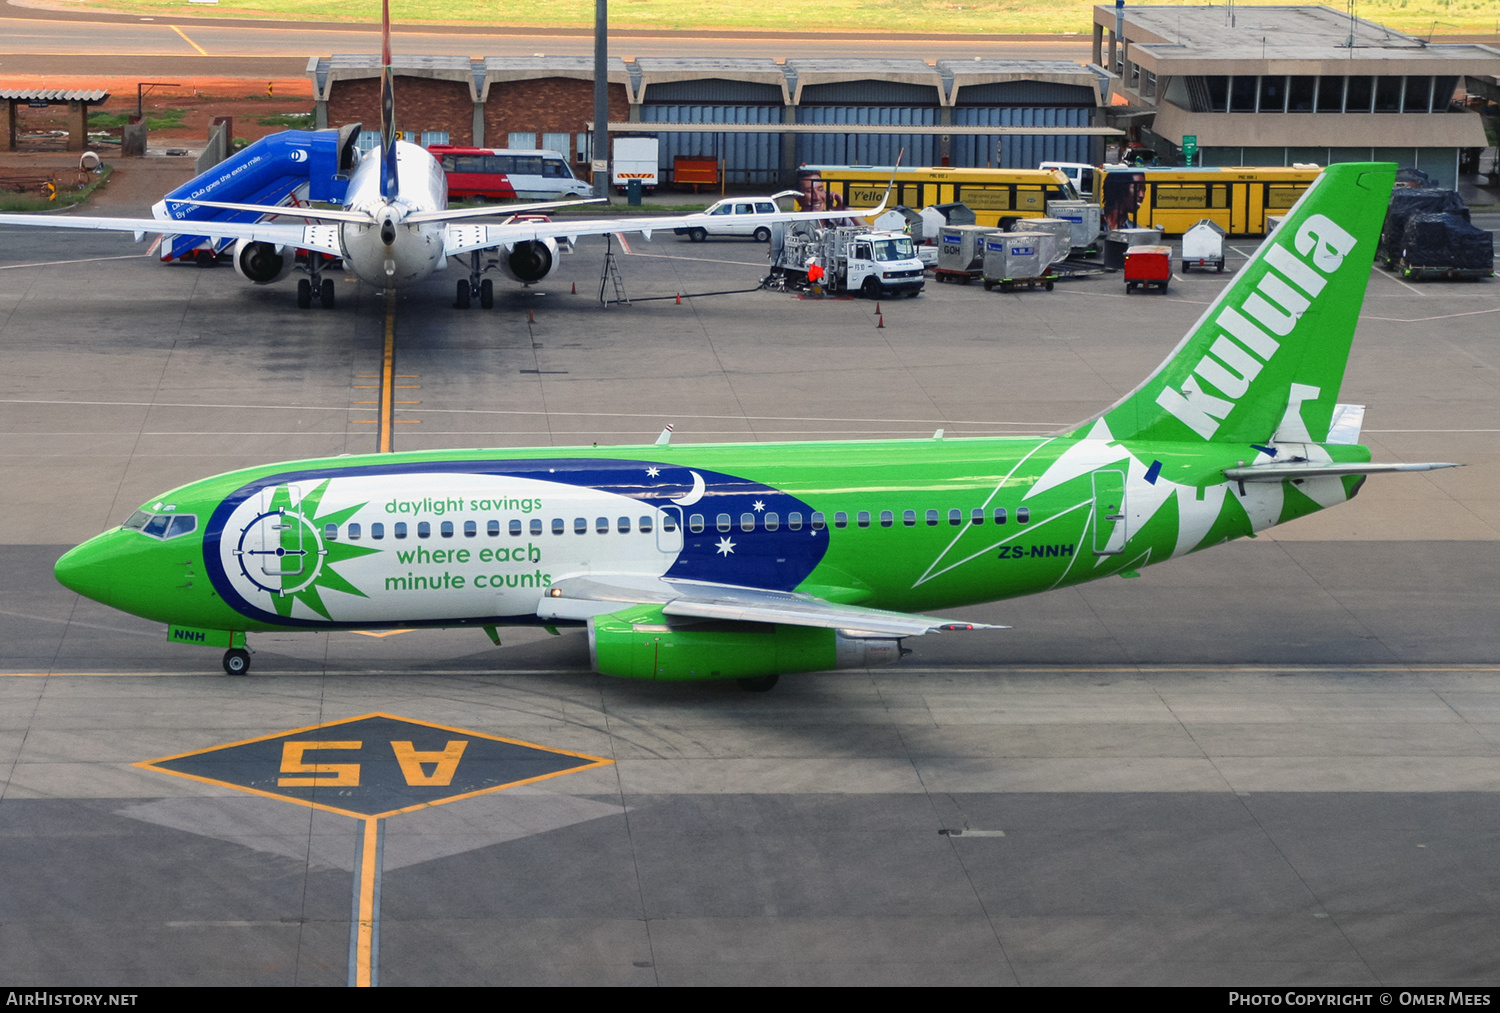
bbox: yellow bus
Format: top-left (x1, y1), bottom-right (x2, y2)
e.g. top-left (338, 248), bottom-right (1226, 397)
top-left (1104, 166), bottom-right (1322, 236)
top-left (796, 165), bottom-right (1079, 229)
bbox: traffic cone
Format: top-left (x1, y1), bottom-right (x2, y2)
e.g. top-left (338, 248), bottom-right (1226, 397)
top-left (875, 301), bottom-right (881, 314)
top-left (675, 292), bottom-right (682, 304)
top-left (877, 314), bottom-right (884, 329)
top-left (528, 309), bottom-right (535, 323)
top-left (571, 282), bottom-right (577, 294)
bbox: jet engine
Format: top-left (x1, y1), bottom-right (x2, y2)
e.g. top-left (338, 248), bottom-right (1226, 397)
top-left (232, 239), bottom-right (294, 285)
top-left (498, 238), bottom-right (557, 284)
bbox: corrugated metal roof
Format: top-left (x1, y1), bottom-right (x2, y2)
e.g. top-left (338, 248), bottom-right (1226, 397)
top-left (0, 89), bottom-right (109, 102)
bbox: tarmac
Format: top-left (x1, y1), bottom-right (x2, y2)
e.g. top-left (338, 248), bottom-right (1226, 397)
top-left (0, 173), bottom-right (1498, 985)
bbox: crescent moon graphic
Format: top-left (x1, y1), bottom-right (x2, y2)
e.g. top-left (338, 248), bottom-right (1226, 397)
top-left (671, 470), bottom-right (706, 507)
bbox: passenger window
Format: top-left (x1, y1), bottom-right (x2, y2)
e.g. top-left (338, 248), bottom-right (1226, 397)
top-left (834, 512), bottom-right (848, 529)
top-left (812, 512), bottom-right (826, 531)
top-left (552, 518), bottom-right (565, 535)
top-left (164, 515), bottom-right (197, 539)
top-left (788, 512), bottom-right (803, 531)
top-left (710, 204), bottom-right (732, 216)
top-left (903, 509), bottom-right (916, 527)
top-left (372, 522), bottom-right (385, 540)
top-left (142, 514), bottom-right (170, 538)
top-left (574, 517), bottom-right (587, 535)
top-left (741, 513), bottom-right (755, 532)
top-left (395, 522), bottom-right (408, 539)
top-left (348, 522), bottom-right (362, 540)
top-left (530, 519), bottom-right (543, 536)
top-left (690, 514), bottom-right (704, 534)
top-left (717, 513), bottom-right (731, 532)
top-left (660, 514), bottom-right (675, 532)
top-left (926, 509), bottom-right (939, 527)
top-left (617, 516), bottom-right (631, 533)
top-left (324, 523), bottom-right (339, 541)
top-left (764, 512), bottom-right (779, 531)
top-left (418, 522), bottom-right (431, 538)
top-left (509, 519), bottom-right (522, 536)
top-left (949, 509), bottom-right (962, 526)
top-left (1017, 507), bottom-right (1031, 524)
top-left (734, 203), bottom-right (752, 214)
top-left (755, 202), bottom-right (774, 213)
top-left (488, 520), bottom-right (500, 536)
top-left (857, 511), bottom-right (870, 529)
top-left (639, 515), bottom-right (653, 534)
top-left (440, 521), bottom-right (454, 538)
top-left (464, 520), bottom-right (477, 537)
top-left (597, 517), bottom-right (609, 534)
top-left (880, 510), bottom-right (893, 528)
top-left (994, 508), bottom-right (1007, 525)
top-left (971, 508), bottom-right (984, 525)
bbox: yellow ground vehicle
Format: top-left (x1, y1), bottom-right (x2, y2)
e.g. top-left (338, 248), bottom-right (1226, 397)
top-left (1105, 166), bottom-right (1322, 236)
top-left (796, 165), bottom-right (1078, 228)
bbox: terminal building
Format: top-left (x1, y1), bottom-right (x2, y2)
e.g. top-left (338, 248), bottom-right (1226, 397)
top-left (1091, 3), bottom-right (1500, 187)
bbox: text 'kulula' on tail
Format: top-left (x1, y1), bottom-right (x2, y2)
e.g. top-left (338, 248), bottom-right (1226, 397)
top-left (1072, 162), bottom-right (1397, 446)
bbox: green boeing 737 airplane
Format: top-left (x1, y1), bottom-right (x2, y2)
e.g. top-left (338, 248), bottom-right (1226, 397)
top-left (54, 162), bottom-right (1458, 689)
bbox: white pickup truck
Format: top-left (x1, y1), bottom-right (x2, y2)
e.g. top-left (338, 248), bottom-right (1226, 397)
top-left (768, 224), bottom-right (925, 299)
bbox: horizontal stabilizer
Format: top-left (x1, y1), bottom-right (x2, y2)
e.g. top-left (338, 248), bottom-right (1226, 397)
top-left (1224, 461), bottom-right (1463, 482)
top-left (404, 198), bottom-right (606, 224)
top-left (536, 574), bottom-right (1001, 638)
top-left (166, 198), bottom-right (374, 224)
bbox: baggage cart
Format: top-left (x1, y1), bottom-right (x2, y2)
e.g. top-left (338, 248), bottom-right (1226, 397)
top-left (1180, 219), bottom-right (1225, 272)
top-left (1124, 245), bottom-right (1171, 293)
top-left (935, 224), bottom-right (1001, 283)
top-left (981, 232), bottom-right (1058, 292)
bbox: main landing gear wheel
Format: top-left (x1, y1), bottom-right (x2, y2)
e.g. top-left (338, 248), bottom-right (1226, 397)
top-left (223, 649), bottom-right (250, 676)
top-left (296, 278), bottom-right (312, 308)
top-left (320, 278), bottom-right (335, 308)
top-left (753, 226), bottom-right (771, 243)
top-left (479, 278), bottom-right (494, 309)
top-left (737, 674), bottom-right (779, 692)
top-left (455, 279), bottom-right (471, 309)
top-left (687, 227), bottom-right (707, 243)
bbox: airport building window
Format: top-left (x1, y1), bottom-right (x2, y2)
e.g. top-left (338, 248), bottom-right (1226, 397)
top-left (765, 512), bottom-right (780, 531)
top-left (857, 511), bottom-right (870, 529)
top-left (1229, 75), bottom-right (1258, 113)
top-left (552, 518), bottom-right (565, 535)
top-left (1017, 507), bottom-right (1030, 524)
top-left (690, 514), bottom-right (705, 534)
top-left (1204, 76), bottom-right (1229, 112)
top-left (717, 513), bottom-right (731, 532)
top-left (530, 519), bottom-right (543, 536)
top-left (1345, 76), bottom-right (1374, 113)
top-left (464, 520), bottom-right (477, 537)
top-left (348, 523), bottom-right (362, 540)
top-left (395, 522), bottom-right (408, 539)
top-left (1316, 76), bottom-right (1345, 113)
top-left (1288, 76), bottom-right (1317, 112)
top-left (903, 509), bottom-right (916, 527)
top-left (418, 522), bottom-right (431, 539)
top-left (372, 523), bottom-right (385, 540)
top-left (574, 517), bottom-right (587, 534)
top-left (421, 130), bottom-right (450, 147)
top-left (812, 512), bottom-right (826, 531)
top-left (926, 509), bottom-right (939, 526)
top-left (834, 512), bottom-right (848, 529)
top-left (1259, 75), bottom-right (1287, 114)
top-left (1374, 76), bottom-right (1403, 113)
top-left (741, 513), bottom-right (756, 532)
top-left (880, 510), bottom-right (893, 528)
top-left (1404, 76), bottom-right (1432, 113)
top-left (949, 509), bottom-right (963, 526)
top-left (324, 523), bottom-right (339, 541)
top-left (440, 521), bottom-right (454, 538)
top-left (639, 515), bottom-right (653, 534)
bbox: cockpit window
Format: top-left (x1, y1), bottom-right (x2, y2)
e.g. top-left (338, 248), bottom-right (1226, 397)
top-left (129, 512), bottom-right (198, 540)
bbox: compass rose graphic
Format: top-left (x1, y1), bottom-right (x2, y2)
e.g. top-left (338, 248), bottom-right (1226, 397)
top-left (230, 480), bottom-right (381, 620)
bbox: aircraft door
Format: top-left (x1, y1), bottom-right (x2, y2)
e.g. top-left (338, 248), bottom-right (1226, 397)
top-left (257, 484), bottom-right (308, 576)
top-left (1091, 470), bottom-right (1128, 556)
top-left (656, 506), bottom-right (683, 554)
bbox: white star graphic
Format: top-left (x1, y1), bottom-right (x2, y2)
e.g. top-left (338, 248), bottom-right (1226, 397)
top-left (715, 536), bottom-right (736, 556)
top-left (645, 466), bottom-right (660, 478)
top-left (752, 500), bottom-right (765, 511)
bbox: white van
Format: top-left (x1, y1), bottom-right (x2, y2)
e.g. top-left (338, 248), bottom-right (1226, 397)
top-left (674, 190), bottom-right (802, 241)
top-left (1039, 162), bottom-right (1100, 202)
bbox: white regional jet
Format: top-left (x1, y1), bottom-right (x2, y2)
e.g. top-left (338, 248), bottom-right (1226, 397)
top-left (0, 1), bottom-right (881, 310)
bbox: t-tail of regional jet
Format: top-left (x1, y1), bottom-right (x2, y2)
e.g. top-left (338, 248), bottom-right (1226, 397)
top-left (53, 163), bottom-right (1459, 687)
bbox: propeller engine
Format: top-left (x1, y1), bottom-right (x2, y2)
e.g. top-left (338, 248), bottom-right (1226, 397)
top-left (232, 239), bottom-right (294, 285)
top-left (499, 238), bottom-right (557, 284)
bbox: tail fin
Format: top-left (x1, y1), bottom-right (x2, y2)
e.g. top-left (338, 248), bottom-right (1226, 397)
top-left (379, 0), bottom-right (399, 200)
top-left (1078, 162), bottom-right (1396, 445)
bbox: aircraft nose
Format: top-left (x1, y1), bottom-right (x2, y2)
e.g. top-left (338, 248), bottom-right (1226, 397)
top-left (55, 536), bottom-right (116, 604)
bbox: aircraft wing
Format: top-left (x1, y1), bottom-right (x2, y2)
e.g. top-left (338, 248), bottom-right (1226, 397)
top-left (441, 202), bottom-right (889, 258)
top-left (535, 574), bottom-right (1001, 638)
top-left (0, 213), bottom-right (344, 257)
